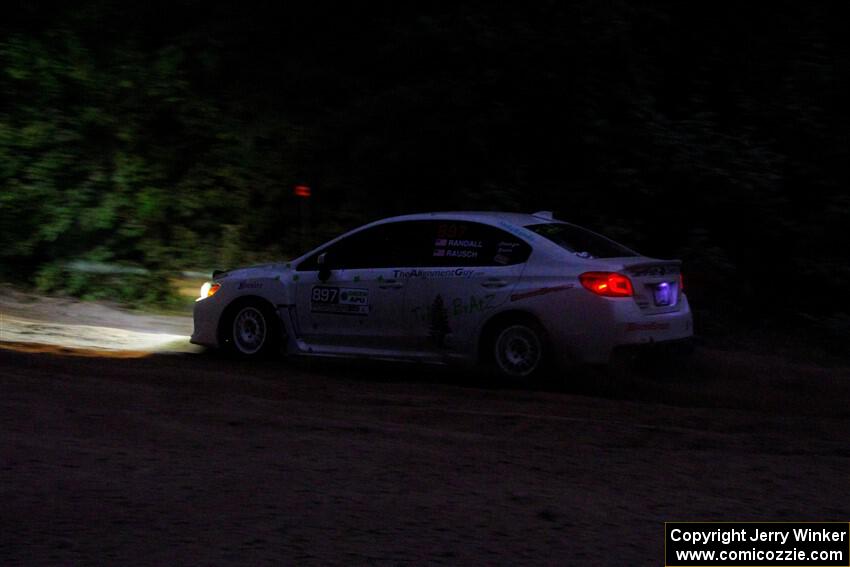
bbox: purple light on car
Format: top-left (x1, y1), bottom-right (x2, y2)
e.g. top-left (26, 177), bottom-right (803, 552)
top-left (653, 282), bottom-right (672, 306)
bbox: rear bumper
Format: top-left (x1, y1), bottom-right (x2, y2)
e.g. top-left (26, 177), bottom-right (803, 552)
top-left (612, 308), bottom-right (693, 350)
top-left (544, 295), bottom-right (694, 365)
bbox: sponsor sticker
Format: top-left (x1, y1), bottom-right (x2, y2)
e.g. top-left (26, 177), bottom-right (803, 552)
top-left (392, 268), bottom-right (476, 280)
top-left (311, 286), bottom-right (369, 315)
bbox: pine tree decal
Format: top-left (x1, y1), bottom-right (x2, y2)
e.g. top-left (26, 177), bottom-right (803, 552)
top-left (429, 294), bottom-right (451, 348)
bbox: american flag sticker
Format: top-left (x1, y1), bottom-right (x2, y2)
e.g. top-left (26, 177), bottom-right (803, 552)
top-left (433, 249), bottom-right (446, 257)
top-left (434, 239), bottom-right (448, 246)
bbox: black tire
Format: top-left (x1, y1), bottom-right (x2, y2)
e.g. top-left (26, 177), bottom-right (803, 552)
top-left (221, 299), bottom-right (280, 357)
top-left (490, 320), bottom-right (548, 379)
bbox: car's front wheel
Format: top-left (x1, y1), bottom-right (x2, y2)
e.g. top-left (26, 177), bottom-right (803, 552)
top-left (492, 322), bottom-right (546, 379)
top-left (222, 299), bottom-right (280, 357)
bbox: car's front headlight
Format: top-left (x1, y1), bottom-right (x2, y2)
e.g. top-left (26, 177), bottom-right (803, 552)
top-left (198, 281), bottom-right (221, 301)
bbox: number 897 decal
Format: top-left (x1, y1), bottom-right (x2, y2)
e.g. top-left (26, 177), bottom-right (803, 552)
top-left (310, 286), bottom-right (370, 315)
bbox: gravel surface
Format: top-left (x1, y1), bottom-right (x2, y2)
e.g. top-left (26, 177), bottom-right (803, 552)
top-left (0, 286), bottom-right (194, 352)
top-left (1, 291), bottom-right (849, 565)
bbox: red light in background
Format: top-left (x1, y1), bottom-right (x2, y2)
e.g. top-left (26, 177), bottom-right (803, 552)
top-left (294, 185), bottom-right (311, 198)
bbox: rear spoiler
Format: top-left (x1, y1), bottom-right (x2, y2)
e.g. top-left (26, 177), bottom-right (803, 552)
top-left (623, 259), bottom-right (681, 276)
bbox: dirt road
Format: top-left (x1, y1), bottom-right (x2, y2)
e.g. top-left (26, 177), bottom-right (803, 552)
top-left (1, 288), bottom-right (849, 564)
top-left (2, 342), bottom-right (849, 565)
top-left (0, 285), bottom-right (194, 353)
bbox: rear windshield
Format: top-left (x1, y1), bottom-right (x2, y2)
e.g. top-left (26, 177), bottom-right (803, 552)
top-left (525, 223), bottom-right (638, 259)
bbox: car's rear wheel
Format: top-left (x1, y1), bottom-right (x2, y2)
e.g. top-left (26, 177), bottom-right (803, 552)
top-left (492, 322), bottom-right (546, 379)
top-left (222, 299), bottom-right (280, 357)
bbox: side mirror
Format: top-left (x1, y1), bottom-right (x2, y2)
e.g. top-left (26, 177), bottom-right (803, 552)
top-left (317, 252), bottom-right (331, 282)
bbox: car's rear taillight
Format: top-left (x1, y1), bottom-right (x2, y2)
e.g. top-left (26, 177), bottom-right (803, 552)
top-left (679, 273), bottom-right (684, 294)
top-left (579, 272), bottom-right (634, 297)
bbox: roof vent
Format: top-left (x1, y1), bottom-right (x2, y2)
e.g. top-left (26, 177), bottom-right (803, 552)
top-left (532, 210), bottom-right (555, 220)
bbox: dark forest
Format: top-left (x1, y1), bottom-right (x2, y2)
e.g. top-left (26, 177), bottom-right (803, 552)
top-left (1, 1), bottom-right (848, 350)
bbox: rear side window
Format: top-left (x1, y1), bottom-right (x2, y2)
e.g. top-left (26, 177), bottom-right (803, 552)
top-left (526, 223), bottom-right (638, 259)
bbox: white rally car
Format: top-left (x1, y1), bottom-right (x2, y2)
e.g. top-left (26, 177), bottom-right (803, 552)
top-left (191, 211), bottom-right (693, 377)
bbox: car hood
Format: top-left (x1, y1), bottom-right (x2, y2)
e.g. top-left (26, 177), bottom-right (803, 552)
top-left (214, 263), bottom-right (291, 281)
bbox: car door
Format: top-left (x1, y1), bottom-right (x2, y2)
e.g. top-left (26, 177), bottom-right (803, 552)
top-left (292, 222), bottom-right (413, 351)
top-left (402, 220), bottom-right (532, 354)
